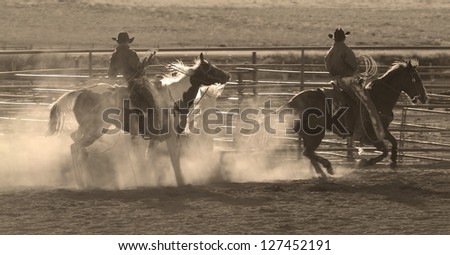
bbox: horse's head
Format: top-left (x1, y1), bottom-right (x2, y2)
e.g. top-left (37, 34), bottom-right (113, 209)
top-left (399, 59), bottom-right (428, 104)
top-left (379, 59), bottom-right (428, 104)
top-left (189, 53), bottom-right (231, 87)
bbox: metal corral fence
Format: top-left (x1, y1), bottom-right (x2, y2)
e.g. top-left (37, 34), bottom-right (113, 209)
top-left (1, 46), bottom-right (450, 164)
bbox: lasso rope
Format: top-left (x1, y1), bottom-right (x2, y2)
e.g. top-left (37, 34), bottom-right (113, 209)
top-left (359, 55), bottom-right (378, 79)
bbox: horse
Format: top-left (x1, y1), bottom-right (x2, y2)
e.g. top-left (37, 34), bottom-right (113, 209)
top-left (47, 53), bottom-right (231, 187)
top-left (287, 59), bottom-right (428, 179)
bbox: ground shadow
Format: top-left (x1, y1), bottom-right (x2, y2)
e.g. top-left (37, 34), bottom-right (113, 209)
top-left (306, 179), bottom-right (450, 209)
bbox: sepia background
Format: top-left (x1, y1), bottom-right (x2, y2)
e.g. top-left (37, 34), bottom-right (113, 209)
top-left (0, 0), bottom-right (449, 234)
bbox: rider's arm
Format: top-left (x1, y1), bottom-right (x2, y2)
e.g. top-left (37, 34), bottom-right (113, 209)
top-left (324, 50), bottom-right (334, 75)
top-left (324, 50), bottom-right (331, 71)
top-left (128, 50), bottom-right (141, 71)
top-left (344, 48), bottom-right (359, 73)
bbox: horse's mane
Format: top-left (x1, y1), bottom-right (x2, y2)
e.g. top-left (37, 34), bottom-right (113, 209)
top-left (378, 62), bottom-right (405, 79)
top-left (378, 59), bottom-right (419, 79)
top-left (158, 59), bottom-right (201, 87)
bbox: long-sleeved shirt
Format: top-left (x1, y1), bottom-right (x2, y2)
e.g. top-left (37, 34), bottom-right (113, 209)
top-left (107, 45), bottom-right (140, 81)
top-left (324, 42), bottom-right (358, 77)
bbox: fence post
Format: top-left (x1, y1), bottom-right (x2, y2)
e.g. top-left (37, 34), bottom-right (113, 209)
top-left (252, 51), bottom-right (258, 95)
top-left (346, 137), bottom-right (354, 162)
top-left (237, 72), bottom-right (244, 95)
top-left (399, 106), bottom-right (408, 162)
top-left (300, 48), bottom-right (305, 91)
top-left (88, 51), bottom-right (93, 78)
top-left (11, 58), bottom-right (16, 72)
top-left (429, 62), bottom-right (434, 81)
top-left (74, 57), bottom-right (80, 69)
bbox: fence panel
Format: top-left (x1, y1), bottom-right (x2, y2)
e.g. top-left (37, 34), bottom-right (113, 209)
top-left (1, 46), bottom-right (449, 164)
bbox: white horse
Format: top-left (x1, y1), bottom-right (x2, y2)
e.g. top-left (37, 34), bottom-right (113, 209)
top-left (47, 53), bottom-right (230, 187)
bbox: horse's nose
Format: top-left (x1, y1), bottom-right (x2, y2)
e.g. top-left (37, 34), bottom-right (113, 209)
top-left (225, 71), bottom-right (231, 81)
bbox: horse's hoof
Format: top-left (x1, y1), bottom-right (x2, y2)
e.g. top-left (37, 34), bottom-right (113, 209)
top-left (317, 173), bottom-right (328, 181)
top-left (326, 166), bottom-right (334, 175)
top-left (390, 162), bottom-right (397, 168)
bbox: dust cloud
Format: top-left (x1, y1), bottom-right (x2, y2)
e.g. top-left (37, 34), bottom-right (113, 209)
top-left (0, 103), bottom-right (353, 190)
top-left (0, 128), bottom-right (73, 189)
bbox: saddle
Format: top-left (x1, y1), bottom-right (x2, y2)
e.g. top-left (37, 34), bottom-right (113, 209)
top-left (121, 77), bottom-right (171, 140)
top-left (326, 82), bottom-right (385, 144)
top-left (321, 84), bottom-right (355, 139)
top-left (322, 81), bottom-right (382, 143)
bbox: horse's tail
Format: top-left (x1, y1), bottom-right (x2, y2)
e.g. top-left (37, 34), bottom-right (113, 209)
top-left (47, 90), bottom-right (83, 136)
top-left (287, 89), bottom-right (326, 134)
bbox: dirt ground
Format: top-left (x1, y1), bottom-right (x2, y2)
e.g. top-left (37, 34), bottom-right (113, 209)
top-left (0, 164), bottom-right (449, 234)
top-left (0, 118), bottom-right (449, 234)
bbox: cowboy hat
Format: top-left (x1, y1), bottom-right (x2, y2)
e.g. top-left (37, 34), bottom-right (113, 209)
top-left (112, 32), bottom-right (134, 44)
top-left (328, 28), bottom-right (350, 42)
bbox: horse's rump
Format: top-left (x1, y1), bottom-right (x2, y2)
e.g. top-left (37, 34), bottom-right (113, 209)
top-left (287, 87), bottom-right (358, 138)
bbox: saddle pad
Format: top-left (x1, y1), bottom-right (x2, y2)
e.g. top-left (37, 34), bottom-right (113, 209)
top-left (322, 86), bottom-right (347, 113)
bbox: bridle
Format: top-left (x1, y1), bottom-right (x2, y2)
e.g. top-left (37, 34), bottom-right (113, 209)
top-left (409, 69), bottom-right (423, 102)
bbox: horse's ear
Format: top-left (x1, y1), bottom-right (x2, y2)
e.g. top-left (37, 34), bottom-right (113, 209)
top-left (199, 53), bottom-right (205, 63)
top-left (406, 59), bottom-right (412, 67)
top-left (406, 58), bottom-right (419, 69)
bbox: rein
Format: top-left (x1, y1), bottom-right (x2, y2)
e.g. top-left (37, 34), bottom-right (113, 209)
top-left (186, 86), bottom-right (211, 120)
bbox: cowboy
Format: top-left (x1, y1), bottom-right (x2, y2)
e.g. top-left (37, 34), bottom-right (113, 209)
top-left (108, 32), bottom-right (156, 135)
top-left (324, 28), bottom-right (384, 142)
top-left (108, 32), bottom-right (141, 82)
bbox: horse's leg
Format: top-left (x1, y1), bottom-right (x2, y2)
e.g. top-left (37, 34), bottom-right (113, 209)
top-left (146, 139), bottom-right (160, 160)
top-left (315, 154), bottom-right (334, 175)
top-left (361, 141), bottom-right (388, 166)
top-left (145, 139), bottom-right (164, 183)
top-left (289, 90), bottom-right (330, 178)
top-left (385, 130), bottom-right (398, 168)
top-left (165, 135), bottom-right (185, 186)
top-left (70, 140), bottom-right (86, 188)
top-left (70, 123), bottom-right (105, 188)
top-left (301, 132), bottom-right (328, 179)
top-left (297, 137), bottom-right (303, 160)
top-left (121, 136), bottom-right (145, 187)
top-left (70, 129), bottom-right (90, 188)
top-left (294, 120), bottom-right (303, 160)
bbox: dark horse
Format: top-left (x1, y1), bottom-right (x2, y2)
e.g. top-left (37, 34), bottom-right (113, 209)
top-left (47, 53), bottom-right (230, 187)
top-left (287, 60), bottom-right (428, 178)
